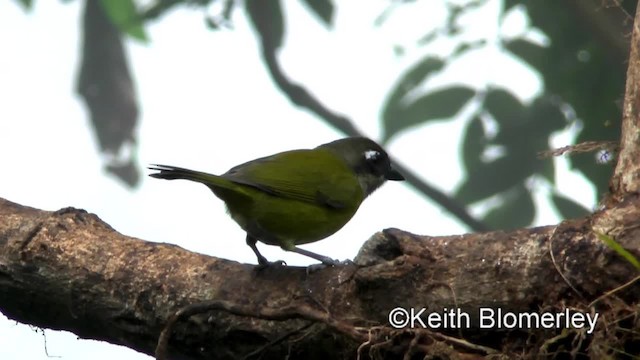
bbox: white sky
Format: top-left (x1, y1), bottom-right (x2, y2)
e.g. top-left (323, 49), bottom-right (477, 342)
top-left (0, 1), bottom-right (595, 359)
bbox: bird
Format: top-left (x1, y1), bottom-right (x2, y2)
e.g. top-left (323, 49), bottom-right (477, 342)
top-left (148, 136), bottom-right (404, 266)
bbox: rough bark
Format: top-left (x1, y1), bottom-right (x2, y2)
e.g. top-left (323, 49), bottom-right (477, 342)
top-left (0, 194), bottom-right (639, 359)
top-left (611, 2), bottom-right (640, 197)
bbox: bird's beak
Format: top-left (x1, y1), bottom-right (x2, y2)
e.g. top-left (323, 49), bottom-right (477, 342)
top-left (385, 166), bottom-right (405, 181)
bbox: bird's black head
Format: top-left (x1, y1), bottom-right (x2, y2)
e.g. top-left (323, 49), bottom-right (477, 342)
top-left (318, 137), bottom-right (404, 197)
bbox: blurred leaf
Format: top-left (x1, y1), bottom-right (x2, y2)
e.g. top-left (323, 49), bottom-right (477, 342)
top-left (382, 57), bottom-right (445, 125)
top-left (482, 91), bottom-right (562, 185)
top-left (17, 0), bottom-right (34, 11)
top-left (300, 0), bottom-right (334, 26)
top-left (461, 116), bottom-right (485, 173)
top-left (526, 97), bottom-right (567, 136)
top-left (139, 0), bottom-right (184, 21)
top-left (246, 0), bottom-right (284, 50)
top-left (551, 193), bottom-right (590, 220)
top-left (483, 88), bottom-right (525, 126)
top-left (78, 0), bottom-right (140, 187)
top-left (386, 57), bottom-right (445, 102)
top-left (451, 39), bottom-right (487, 57)
top-left (383, 86), bottom-right (474, 141)
top-left (525, 98), bottom-right (564, 184)
top-left (596, 232), bottom-right (640, 271)
top-left (483, 185), bottom-right (535, 230)
top-left (205, 16), bottom-right (221, 30)
top-left (106, 158), bottom-right (140, 187)
top-left (456, 152), bottom-right (533, 204)
top-left (505, 1), bottom-right (625, 200)
top-left (204, 0), bottom-right (236, 31)
top-left (504, 38), bottom-right (546, 75)
top-left (536, 139), bottom-right (555, 184)
top-left (99, 0), bottom-right (148, 42)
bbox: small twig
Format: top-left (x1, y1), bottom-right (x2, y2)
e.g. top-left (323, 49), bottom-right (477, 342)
top-left (588, 273), bottom-right (640, 308)
top-left (537, 140), bottom-right (619, 159)
top-left (539, 328), bottom-right (574, 356)
top-left (356, 326), bottom-right (384, 360)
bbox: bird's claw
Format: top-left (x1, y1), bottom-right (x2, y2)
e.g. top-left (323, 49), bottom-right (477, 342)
top-left (255, 259), bottom-right (287, 271)
top-left (306, 259), bottom-right (353, 274)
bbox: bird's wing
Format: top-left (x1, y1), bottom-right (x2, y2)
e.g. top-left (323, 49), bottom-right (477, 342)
top-left (222, 149), bottom-right (363, 209)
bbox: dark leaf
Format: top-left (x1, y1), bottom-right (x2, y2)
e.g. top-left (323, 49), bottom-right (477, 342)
top-left (139, 0), bottom-right (184, 21)
top-left (456, 151), bottom-right (533, 204)
top-left (482, 185), bottom-right (535, 230)
top-left (505, 1), bottom-right (625, 200)
top-left (383, 86), bottom-right (474, 141)
top-left (451, 40), bottom-right (487, 57)
top-left (381, 57), bottom-right (445, 143)
top-left (535, 138), bottom-right (555, 184)
top-left (526, 97), bottom-right (567, 135)
top-left (551, 193), bottom-right (590, 220)
top-left (461, 116), bottom-right (486, 173)
top-left (300, 0), bottom-right (334, 26)
top-left (504, 38), bottom-right (546, 73)
top-left (78, 0), bottom-right (140, 187)
top-left (106, 158), bottom-right (140, 188)
top-left (17, 0), bottom-right (34, 11)
top-left (483, 89), bottom-right (525, 126)
top-left (483, 90), bottom-right (561, 184)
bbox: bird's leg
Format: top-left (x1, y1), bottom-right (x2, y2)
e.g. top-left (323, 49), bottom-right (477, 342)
top-left (246, 234), bottom-right (270, 265)
top-left (246, 234), bottom-right (286, 267)
top-left (290, 246), bottom-right (342, 266)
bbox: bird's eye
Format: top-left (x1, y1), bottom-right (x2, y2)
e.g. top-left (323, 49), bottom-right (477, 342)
top-left (364, 150), bottom-right (381, 162)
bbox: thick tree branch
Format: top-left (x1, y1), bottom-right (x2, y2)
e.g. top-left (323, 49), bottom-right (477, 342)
top-left (1, 196), bottom-right (639, 359)
top-left (611, 3), bottom-right (640, 197)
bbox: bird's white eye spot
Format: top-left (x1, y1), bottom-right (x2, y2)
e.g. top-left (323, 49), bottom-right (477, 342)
top-left (364, 150), bottom-right (381, 161)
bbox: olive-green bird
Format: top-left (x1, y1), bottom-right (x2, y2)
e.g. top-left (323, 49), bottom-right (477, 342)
top-left (148, 137), bottom-right (404, 266)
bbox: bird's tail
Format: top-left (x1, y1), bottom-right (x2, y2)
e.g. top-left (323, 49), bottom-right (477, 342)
top-left (148, 164), bottom-right (230, 188)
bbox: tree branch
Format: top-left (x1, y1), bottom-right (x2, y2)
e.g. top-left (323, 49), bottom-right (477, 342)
top-left (611, 2), bottom-right (640, 197)
top-left (1, 196), bottom-right (638, 359)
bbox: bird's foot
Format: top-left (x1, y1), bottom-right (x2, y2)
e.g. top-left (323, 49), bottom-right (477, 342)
top-left (254, 259), bottom-right (287, 271)
top-left (306, 259), bottom-right (354, 274)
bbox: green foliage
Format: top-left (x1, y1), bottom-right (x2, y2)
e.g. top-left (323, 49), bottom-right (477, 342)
top-left (16, 0), bottom-right (33, 11)
top-left (551, 193), bottom-right (590, 219)
top-left (300, 0), bottom-right (334, 26)
top-left (482, 184), bottom-right (535, 230)
top-left (504, 1), bottom-right (623, 200)
top-left (456, 90), bottom-right (564, 211)
top-left (378, 1), bottom-right (623, 228)
top-left (596, 232), bottom-right (640, 271)
top-left (381, 57), bottom-right (445, 141)
top-left (383, 86), bottom-right (475, 142)
top-left (14, 0), bottom-right (621, 225)
top-left (99, 0), bottom-right (148, 42)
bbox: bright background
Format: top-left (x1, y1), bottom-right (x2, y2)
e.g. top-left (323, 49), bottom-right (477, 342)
top-left (0, 1), bottom-right (594, 359)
